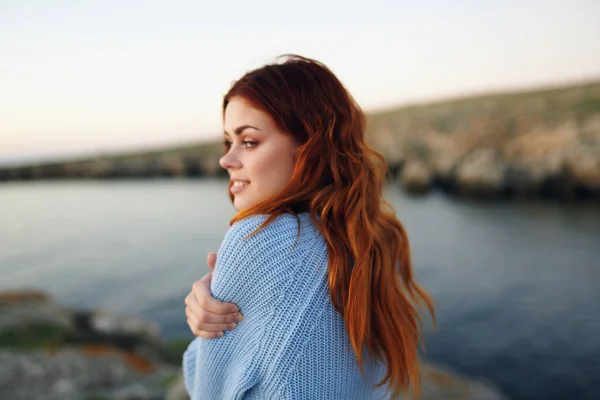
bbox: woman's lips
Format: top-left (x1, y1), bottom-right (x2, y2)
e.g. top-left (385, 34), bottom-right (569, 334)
top-left (230, 181), bottom-right (250, 194)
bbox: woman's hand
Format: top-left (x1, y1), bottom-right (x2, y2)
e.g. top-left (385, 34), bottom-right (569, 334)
top-left (185, 252), bottom-right (243, 338)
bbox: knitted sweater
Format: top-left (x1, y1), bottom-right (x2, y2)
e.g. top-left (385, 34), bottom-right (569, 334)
top-left (182, 212), bottom-right (390, 399)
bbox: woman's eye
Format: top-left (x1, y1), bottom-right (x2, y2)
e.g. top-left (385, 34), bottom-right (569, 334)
top-left (223, 139), bottom-right (257, 149)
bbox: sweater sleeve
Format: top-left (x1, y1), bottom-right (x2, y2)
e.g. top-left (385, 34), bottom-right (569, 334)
top-left (182, 214), bottom-right (305, 399)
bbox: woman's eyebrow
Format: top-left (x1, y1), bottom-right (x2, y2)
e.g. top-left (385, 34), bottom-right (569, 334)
top-left (223, 124), bottom-right (260, 136)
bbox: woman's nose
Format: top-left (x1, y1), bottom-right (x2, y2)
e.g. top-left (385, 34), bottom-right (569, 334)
top-left (219, 149), bottom-right (242, 170)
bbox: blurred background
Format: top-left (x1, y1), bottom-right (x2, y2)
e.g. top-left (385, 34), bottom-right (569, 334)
top-left (1, 1), bottom-right (599, 399)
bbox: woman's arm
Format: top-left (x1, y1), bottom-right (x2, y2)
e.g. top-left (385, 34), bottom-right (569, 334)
top-left (185, 252), bottom-right (242, 339)
top-left (182, 214), bottom-right (304, 399)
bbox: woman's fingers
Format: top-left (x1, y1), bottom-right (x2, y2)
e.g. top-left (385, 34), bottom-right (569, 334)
top-left (187, 318), bottom-right (223, 339)
top-left (184, 273), bottom-right (243, 337)
top-left (184, 298), bottom-right (242, 324)
top-left (186, 307), bottom-right (238, 331)
top-left (192, 273), bottom-right (239, 315)
top-left (185, 305), bottom-right (240, 338)
top-left (207, 252), bottom-right (217, 272)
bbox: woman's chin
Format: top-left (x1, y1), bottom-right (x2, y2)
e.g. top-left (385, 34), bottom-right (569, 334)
top-left (233, 198), bottom-right (248, 211)
top-left (234, 197), bottom-right (259, 212)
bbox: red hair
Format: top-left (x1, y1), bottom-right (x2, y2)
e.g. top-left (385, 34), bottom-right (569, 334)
top-left (223, 54), bottom-right (435, 399)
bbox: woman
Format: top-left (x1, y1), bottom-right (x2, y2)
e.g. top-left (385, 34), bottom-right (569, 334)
top-left (183, 54), bottom-right (435, 399)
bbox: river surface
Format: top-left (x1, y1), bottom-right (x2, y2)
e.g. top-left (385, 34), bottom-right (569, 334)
top-left (1, 180), bottom-right (599, 400)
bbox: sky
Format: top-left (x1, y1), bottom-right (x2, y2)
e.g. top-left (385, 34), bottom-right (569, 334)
top-left (1, 0), bottom-right (600, 164)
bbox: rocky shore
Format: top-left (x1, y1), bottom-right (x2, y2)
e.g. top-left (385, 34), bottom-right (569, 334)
top-left (0, 290), bottom-right (510, 400)
top-left (368, 80), bottom-right (600, 199)
top-left (0, 141), bottom-right (227, 182)
top-left (0, 291), bottom-right (186, 400)
top-left (2, 81), bottom-right (597, 200)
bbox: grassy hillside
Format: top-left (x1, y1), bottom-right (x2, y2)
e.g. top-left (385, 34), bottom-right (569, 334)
top-left (364, 79), bottom-right (600, 198)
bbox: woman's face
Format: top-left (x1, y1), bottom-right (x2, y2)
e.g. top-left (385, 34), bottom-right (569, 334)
top-left (220, 96), bottom-right (299, 211)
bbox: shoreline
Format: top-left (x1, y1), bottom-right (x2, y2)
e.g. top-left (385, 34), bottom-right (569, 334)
top-left (0, 290), bottom-right (510, 400)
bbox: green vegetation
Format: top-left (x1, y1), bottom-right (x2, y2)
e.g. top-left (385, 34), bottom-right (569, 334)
top-left (0, 323), bottom-right (70, 350)
top-left (366, 79), bottom-right (600, 133)
top-left (0, 322), bottom-right (125, 350)
top-left (163, 338), bottom-right (193, 364)
top-left (0, 322), bottom-right (193, 369)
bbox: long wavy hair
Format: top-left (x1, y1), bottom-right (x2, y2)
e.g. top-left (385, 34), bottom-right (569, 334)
top-left (223, 54), bottom-right (435, 399)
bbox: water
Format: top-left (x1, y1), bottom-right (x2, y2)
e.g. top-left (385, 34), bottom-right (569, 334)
top-left (1, 180), bottom-right (599, 400)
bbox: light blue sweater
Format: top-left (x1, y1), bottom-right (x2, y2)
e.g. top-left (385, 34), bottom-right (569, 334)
top-left (183, 212), bottom-right (390, 399)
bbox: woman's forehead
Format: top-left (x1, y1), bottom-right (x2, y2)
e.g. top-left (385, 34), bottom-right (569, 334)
top-left (224, 97), bottom-right (275, 132)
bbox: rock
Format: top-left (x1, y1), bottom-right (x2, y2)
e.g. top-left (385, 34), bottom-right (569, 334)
top-left (429, 150), bottom-right (463, 180)
top-left (0, 290), bottom-right (508, 400)
top-left (455, 149), bottom-right (507, 196)
top-left (501, 123), bottom-right (576, 197)
top-left (166, 373), bottom-right (189, 400)
top-left (565, 141), bottom-right (600, 193)
top-left (0, 291), bottom-right (165, 364)
top-left (51, 378), bottom-right (77, 397)
top-left (503, 151), bottom-right (570, 197)
top-left (108, 382), bottom-right (159, 400)
top-left (90, 311), bottom-right (161, 343)
top-left (0, 347), bottom-right (178, 400)
top-left (417, 361), bottom-right (509, 400)
top-left (0, 291), bottom-right (72, 332)
top-left (127, 158), bottom-right (155, 177)
top-left (0, 290), bottom-right (186, 399)
top-left (400, 160), bottom-right (433, 194)
top-left (200, 155), bottom-right (221, 176)
top-left (86, 158), bottom-right (115, 177)
top-left (159, 155), bottom-right (187, 176)
top-left (370, 126), bottom-right (405, 166)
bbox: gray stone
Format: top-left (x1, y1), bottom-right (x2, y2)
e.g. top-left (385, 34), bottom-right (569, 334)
top-left (0, 291), bottom-right (72, 331)
top-left (455, 149), bottom-right (506, 196)
top-left (400, 160), bottom-right (433, 194)
top-left (166, 373), bottom-right (189, 400)
top-left (90, 311), bottom-right (161, 342)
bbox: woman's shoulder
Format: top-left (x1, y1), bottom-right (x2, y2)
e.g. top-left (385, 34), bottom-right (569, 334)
top-left (223, 212), bottom-right (319, 250)
top-left (227, 213), bottom-right (296, 235)
top-left (212, 212), bottom-right (319, 303)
